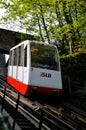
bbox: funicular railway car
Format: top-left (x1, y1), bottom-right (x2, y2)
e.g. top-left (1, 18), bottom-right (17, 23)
top-left (7, 40), bottom-right (62, 96)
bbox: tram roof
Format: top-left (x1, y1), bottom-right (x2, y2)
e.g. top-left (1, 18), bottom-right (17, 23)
top-left (10, 40), bottom-right (57, 51)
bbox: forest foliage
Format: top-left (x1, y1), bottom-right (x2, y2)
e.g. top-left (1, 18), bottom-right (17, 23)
top-left (0, 0), bottom-right (86, 56)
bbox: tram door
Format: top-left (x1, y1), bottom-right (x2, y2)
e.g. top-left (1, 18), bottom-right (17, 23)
top-left (17, 45), bottom-right (24, 82)
top-left (23, 44), bottom-right (29, 84)
top-left (12, 48), bottom-right (18, 79)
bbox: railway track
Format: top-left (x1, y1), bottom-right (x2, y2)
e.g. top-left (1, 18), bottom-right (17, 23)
top-left (0, 77), bottom-right (86, 130)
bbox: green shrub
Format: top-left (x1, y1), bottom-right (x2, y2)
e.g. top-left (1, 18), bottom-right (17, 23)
top-left (60, 50), bottom-right (86, 90)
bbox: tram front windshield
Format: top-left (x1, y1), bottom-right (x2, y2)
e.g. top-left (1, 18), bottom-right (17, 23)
top-left (31, 43), bottom-right (59, 71)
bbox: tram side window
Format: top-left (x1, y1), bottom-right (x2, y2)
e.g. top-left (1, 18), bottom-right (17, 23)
top-left (24, 45), bottom-right (27, 67)
top-left (21, 45), bottom-right (24, 66)
top-left (13, 48), bottom-right (17, 65)
top-left (18, 46), bottom-right (21, 66)
top-left (9, 51), bottom-right (13, 65)
top-left (18, 45), bottom-right (24, 66)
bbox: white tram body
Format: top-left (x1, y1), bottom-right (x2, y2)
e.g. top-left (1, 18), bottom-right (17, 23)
top-left (7, 40), bottom-right (62, 96)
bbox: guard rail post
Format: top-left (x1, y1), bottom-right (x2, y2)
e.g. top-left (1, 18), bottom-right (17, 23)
top-left (1, 86), bottom-right (6, 112)
top-left (39, 108), bottom-right (44, 130)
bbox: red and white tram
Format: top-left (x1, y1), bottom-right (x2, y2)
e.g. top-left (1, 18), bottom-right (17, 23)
top-left (7, 40), bottom-right (62, 96)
